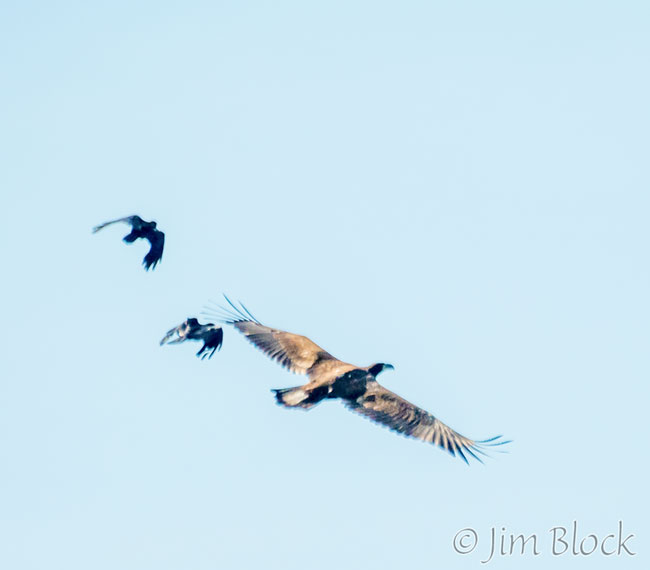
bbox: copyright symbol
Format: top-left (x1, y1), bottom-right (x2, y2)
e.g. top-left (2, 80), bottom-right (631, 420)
top-left (453, 528), bottom-right (478, 554)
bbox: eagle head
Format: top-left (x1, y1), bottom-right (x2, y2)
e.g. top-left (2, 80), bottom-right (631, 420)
top-left (367, 363), bottom-right (394, 377)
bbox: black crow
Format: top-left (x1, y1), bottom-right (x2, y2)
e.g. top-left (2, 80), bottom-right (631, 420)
top-left (160, 318), bottom-right (224, 360)
top-left (93, 215), bottom-right (164, 270)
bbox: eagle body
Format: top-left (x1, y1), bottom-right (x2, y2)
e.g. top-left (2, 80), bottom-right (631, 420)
top-left (328, 369), bottom-right (374, 400)
top-left (274, 366), bottom-right (380, 409)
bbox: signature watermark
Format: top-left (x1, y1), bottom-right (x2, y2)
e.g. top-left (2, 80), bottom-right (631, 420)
top-left (453, 521), bottom-right (636, 564)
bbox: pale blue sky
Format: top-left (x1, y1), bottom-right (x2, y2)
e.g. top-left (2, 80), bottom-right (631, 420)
top-left (1, 1), bottom-right (648, 569)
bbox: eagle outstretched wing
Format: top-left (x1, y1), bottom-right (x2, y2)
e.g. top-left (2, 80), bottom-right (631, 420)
top-left (203, 297), bottom-right (337, 375)
top-left (345, 381), bottom-right (508, 463)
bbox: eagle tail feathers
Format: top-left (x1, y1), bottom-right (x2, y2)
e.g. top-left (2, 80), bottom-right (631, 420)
top-left (272, 386), bottom-right (311, 408)
top-left (272, 385), bottom-right (329, 409)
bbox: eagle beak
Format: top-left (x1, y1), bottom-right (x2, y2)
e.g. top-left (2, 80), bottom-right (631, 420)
top-left (384, 364), bottom-right (395, 371)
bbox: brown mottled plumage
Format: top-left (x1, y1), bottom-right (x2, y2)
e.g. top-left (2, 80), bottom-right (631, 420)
top-left (204, 297), bottom-right (508, 463)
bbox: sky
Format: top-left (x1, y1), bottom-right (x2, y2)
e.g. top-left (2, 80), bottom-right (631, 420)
top-left (1, 1), bottom-right (648, 568)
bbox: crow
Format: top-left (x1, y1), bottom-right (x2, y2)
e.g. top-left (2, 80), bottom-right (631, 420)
top-left (160, 318), bottom-right (224, 359)
top-left (93, 215), bottom-right (164, 270)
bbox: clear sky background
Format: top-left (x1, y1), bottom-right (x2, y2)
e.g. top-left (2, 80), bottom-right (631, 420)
top-left (1, 1), bottom-right (648, 569)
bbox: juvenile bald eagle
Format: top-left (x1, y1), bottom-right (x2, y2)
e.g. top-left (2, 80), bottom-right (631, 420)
top-left (92, 215), bottom-right (165, 270)
top-left (204, 297), bottom-right (508, 463)
top-left (160, 318), bottom-right (224, 359)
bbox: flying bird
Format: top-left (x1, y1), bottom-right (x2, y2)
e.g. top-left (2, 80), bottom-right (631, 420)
top-left (160, 318), bottom-right (224, 359)
top-left (204, 297), bottom-right (509, 463)
top-left (92, 215), bottom-right (165, 270)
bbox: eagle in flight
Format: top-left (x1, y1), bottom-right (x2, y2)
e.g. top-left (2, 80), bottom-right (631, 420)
top-left (92, 215), bottom-right (165, 271)
top-left (160, 318), bottom-right (224, 359)
top-left (205, 297), bottom-right (508, 463)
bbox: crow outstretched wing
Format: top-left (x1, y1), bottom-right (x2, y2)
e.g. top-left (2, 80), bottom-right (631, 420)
top-left (142, 228), bottom-right (164, 270)
top-left (196, 327), bottom-right (224, 359)
top-left (92, 215), bottom-right (141, 233)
